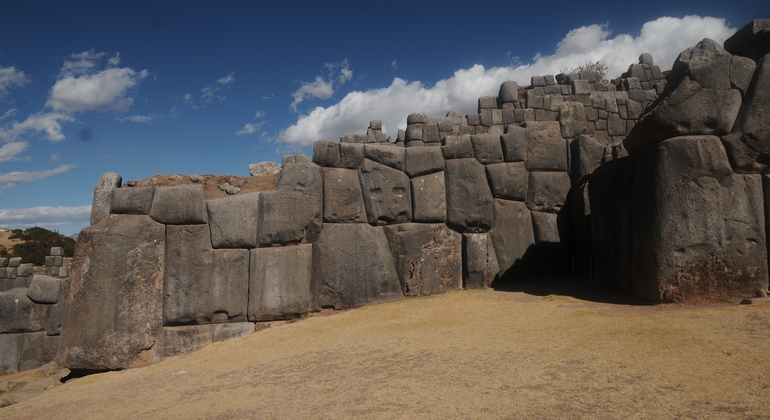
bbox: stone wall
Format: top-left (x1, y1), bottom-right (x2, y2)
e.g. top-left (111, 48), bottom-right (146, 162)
top-left (5, 19), bottom-right (769, 375)
top-left (0, 249), bottom-right (69, 375)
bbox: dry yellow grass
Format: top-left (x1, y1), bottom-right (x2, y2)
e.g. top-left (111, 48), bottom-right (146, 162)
top-left (3, 289), bottom-right (770, 419)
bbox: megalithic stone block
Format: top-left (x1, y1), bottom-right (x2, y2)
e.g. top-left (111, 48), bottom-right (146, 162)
top-left (470, 133), bottom-right (504, 164)
top-left (490, 199), bottom-right (537, 280)
top-left (358, 159), bottom-right (411, 225)
top-left (0, 288), bottom-right (49, 333)
top-left (463, 233), bottom-right (500, 289)
top-left (249, 244), bottom-right (314, 321)
top-left (56, 214), bottom-right (165, 371)
top-left (259, 163), bottom-right (323, 245)
top-left (383, 223), bottom-right (461, 296)
top-left (525, 121), bottom-right (568, 172)
top-left (149, 185), bottom-right (208, 224)
top-left (404, 147), bottom-right (444, 178)
top-left (526, 172), bottom-right (571, 213)
top-left (323, 168), bottom-right (367, 223)
top-left (313, 141), bottom-right (341, 167)
top-left (90, 172), bottom-right (122, 225)
top-left (411, 172), bottom-right (446, 223)
top-left (444, 158), bottom-right (494, 233)
top-left (311, 223), bottom-right (402, 309)
top-left (486, 162), bottom-right (528, 201)
top-left (364, 143), bottom-right (406, 170)
top-left (207, 192), bottom-right (261, 249)
top-left (27, 275), bottom-right (63, 304)
top-left (111, 187), bottom-right (154, 215)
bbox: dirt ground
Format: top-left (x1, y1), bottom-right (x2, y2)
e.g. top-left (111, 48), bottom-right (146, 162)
top-left (2, 287), bottom-right (770, 419)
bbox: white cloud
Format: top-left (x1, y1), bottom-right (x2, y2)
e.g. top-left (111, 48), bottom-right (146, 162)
top-left (279, 16), bottom-right (735, 146)
top-left (0, 111), bottom-right (76, 142)
top-left (254, 110), bottom-right (265, 118)
top-left (1, 109), bottom-right (18, 120)
top-left (0, 66), bottom-right (31, 98)
top-left (119, 114), bottom-right (153, 123)
top-left (0, 164), bottom-right (77, 191)
top-left (45, 50), bottom-right (148, 113)
top-left (290, 59), bottom-right (352, 111)
top-left (236, 123), bottom-right (259, 136)
top-left (0, 205), bottom-right (91, 228)
top-left (50, 153), bottom-right (60, 161)
top-left (391, 60), bottom-right (397, 69)
top-left (201, 72), bottom-right (235, 102)
top-left (0, 141), bottom-right (29, 162)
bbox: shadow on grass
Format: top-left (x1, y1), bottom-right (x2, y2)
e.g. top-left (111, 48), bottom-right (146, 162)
top-left (491, 277), bottom-right (654, 306)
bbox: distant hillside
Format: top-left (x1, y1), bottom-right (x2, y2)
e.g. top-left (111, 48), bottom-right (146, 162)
top-left (0, 227), bottom-right (76, 265)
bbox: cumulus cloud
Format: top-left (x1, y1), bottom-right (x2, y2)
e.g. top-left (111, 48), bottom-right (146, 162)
top-left (290, 59), bottom-right (352, 112)
top-left (201, 72), bottom-right (235, 102)
top-left (0, 205), bottom-right (91, 228)
top-left (0, 164), bottom-right (77, 192)
top-left (46, 50), bottom-right (148, 113)
top-left (0, 111), bottom-right (76, 143)
top-left (279, 16), bottom-right (735, 146)
top-left (0, 141), bottom-right (29, 162)
top-left (236, 123), bottom-right (260, 136)
top-left (0, 66), bottom-right (31, 98)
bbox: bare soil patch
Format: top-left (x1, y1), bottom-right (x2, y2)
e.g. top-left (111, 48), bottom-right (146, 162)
top-left (129, 172), bottom-right (279, 200)
top-left (0, 230), bottom-right (24, 250)
top-left (2, 289), bottom-right (769, 419)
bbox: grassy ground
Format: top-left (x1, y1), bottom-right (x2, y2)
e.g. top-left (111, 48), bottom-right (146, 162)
top-left (2, 287), bottom-right (769, 419)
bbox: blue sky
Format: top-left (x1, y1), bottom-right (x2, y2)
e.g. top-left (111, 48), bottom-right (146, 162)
top-left (0, 1), bottom-right (764, 235)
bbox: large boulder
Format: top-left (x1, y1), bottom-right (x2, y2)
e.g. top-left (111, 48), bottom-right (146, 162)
top-left (207, 192), bottom-right (260, 248)
top-left (404, 147), bottom-right (444, 177)
top-left (444, 158), bottom-right (494, 232)
top-left (722, 54), bottom-right (770, 173)
top-left (724, 19), bottom-right (770, 62)
top-left (632, 136), bottom-right (768, 302)
top-left (90, 172), bottom-right (122, 225)
top-left (525, 172), bottom-right (571, 213)
top-left (27, 275), bottom-right (63, 304)
top-left (259, 163), bottom-right (323, 245)
top-left (463, 233), bottom-right (500, 288)
top-left (149, 185), bottom-right (208, 224)
top-left (249, 245), bottom-right (314, 321)
top-left (411, 172), bottom-right (446, 223)
top-left (524, 121), bottom-right (567, 171)
top-left (0, 288), bottom-right (49, 333)
top-left (364, 144), bottom-right (405, 170)
top-left (358, 159), bottom-right (412, 225)
top-left (486, 162), bottom-right (528, 201)
top-left (110, 186), bottom-right (154, 215)
top-left (57, 214), bottom-right (165, 371)
top-left (322, 168), bottom-right (367, 223)
top-left (311, 223), bottom-right (402, 309)
top-left (490, 199), bottom-right (537, 280)
top-left (383, 224), bottom-right (462, 296)
top-left (625, 39), bottom-right (747, 153)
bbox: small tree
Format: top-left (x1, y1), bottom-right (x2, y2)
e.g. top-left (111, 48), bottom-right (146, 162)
top-left (561, 60), bottom-right (609, 84)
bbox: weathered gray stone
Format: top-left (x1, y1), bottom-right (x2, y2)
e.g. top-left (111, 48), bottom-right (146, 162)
top-left (19, 332), bottom-right (58, 371)
top-left (249, 162), bottom-right (281, 177)
top-left (340, 142), bottom-right (365, 170)
top-left (405, 124), bottom-right (423, 141)
top-left (0, 258), bottom-right (6, 267)
top-left (721, 54), bottom-right (770, 173)
top-left (411, 172), bottom-right (446, 223)
top-left (441, 134), bottom-right (475, 159)
top-left (639, 53), bottom-right (654, 65)
top-left (632, 136), bottom-right (768, 302)
top-left (322, 168), bottom-right (366, 223)
top-left (111, 187), bottom-right (154, 215)
top-left (311, 223), bottom-right (402, 309)
top-left (499, 81), bottom-right (519, 103)
top-left (149, 185), bottom-right (208, 224)
top-left (730, 55), bottom-right (757, 96)
top-left (525, 121), bottom-right (568, 172)
top-left (526, 172), bottom-right (571, 213)
top-left (249, 245), bottom-right (313, 320)
top-left (404, 147), bottom-right (444, 177)
top-left (27, 275), bottom-right (63, 304)
top-left (358, 159), bottom-right (411, 225)
top-left (164, 224), bottom-right (214, 325)
top-left (383, 224), bottom-right (462, 296)
top-left (207, 192), bottom-right (260, 248)
top-left (445, 158), bottom-right (494, 233)
top-left (212, 322), bottom-right (255, 342)
top-left (724, 19), bottom-right (770, 62)
top-left (486, 162), bottom-right (528, 201)
top-left (478, 96), bottom-right (498, 110)
top-left (0, 288), bottom-right (49, 333)
top-left (531, 211), bottom-right (572, 278)
top-left (437, 118), bottom-right (453, 132)
top-left (211, 249), bottom-right (249, 322)
top-left (470, 133), bottom-right (504, 164)
top-left (364, 144), bottom-right (405, 170)
top-left (154, 325), bottom-right (213, 360)
top-left (8, 257), bottom-right (19, 268)
top-left (312, 141), bottom-right (341, 167)
top-left (90, 172), bottom-right (122, 225)
top-left (57, 214), bottom-right (165, 371)
top-left (0, 334), bottom-right (22, 375)
top-left (422, 122), bottom-right (440, 143)
top-left (407, 112), bottom-right (429, 125)
top-left (283, 154), bottom-right (309, 165)
top-left (17, 263), bottom-right (32, 277)
top-left (569, 135), bottom-right (605, 182)
top-left (259, 164), bottom-right (323, 245)
top-left (558, 102), bottom-right (588, 139)
top-left (501, 127), bottom-right (527, 162)
top-left (490, 199), bottom-right (537, 280)
top-left (572, 79), bottom-right (591, 95)
top-left (625, 39), bottom-right (744, 153)
top-left (463, 233), bottom-right (499, 289)
top-left (46, 299), bottom-right (64, 336)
